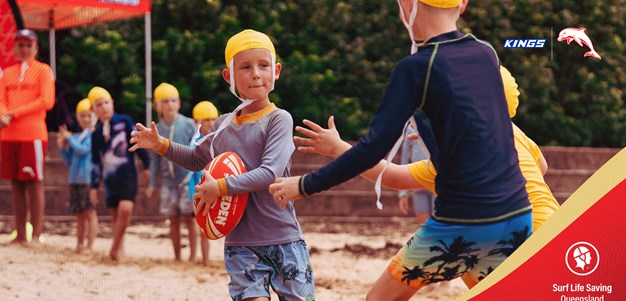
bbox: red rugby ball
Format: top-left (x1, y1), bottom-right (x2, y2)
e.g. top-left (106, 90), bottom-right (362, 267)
top-left (195, 152), bottom-right (248, 240)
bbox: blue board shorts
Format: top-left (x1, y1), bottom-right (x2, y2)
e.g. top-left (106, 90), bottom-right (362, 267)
top-left (387, 212), bottom-right (532, 288)
top-left (224, 240), bottom-right (315, 301)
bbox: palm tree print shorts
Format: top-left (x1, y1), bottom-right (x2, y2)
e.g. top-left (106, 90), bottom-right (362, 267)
top-left (388, 212), bottom-right (532, 288)
top-left (224, 240), bottom-right (315, 301)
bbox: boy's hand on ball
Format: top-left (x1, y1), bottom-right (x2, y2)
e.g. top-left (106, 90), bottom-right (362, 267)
top-left (129, 122), bottom-right (163, 152)
top-left (270, 176), bottom-right (303, 208)
top-left (193, 170), bottom-right (220, 216)
top-left (294, 116), bottom-right (351, 158)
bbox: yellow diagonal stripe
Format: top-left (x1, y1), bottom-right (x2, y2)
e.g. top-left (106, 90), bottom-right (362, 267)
top-left (458, 147), bottom-right (626, 300)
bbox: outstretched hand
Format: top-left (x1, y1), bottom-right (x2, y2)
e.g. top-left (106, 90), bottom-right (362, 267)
top-left (129, 122), bottom-right (162, 152)
top-left (269, 176), bottom-right (304, 208)
top-left (294, 116), bottom-right (351, 159)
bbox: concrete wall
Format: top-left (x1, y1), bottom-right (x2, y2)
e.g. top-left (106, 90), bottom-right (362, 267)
top-left (0, 133), bottom-right (621, 217)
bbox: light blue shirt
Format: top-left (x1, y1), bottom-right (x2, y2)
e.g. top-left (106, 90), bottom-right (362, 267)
top-left (60, 130), bottom-right (92, 184)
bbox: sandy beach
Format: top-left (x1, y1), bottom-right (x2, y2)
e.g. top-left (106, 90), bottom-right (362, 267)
top-left (0, 217), bottom-right (467, 300)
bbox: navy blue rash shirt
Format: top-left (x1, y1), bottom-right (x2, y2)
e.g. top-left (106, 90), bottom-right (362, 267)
top-left (303, 30), bottom-right (530, 223)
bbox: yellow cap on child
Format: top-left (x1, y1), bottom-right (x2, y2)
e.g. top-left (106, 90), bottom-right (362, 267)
top-left (76, 98), bottom-right (91, 113)
top-left (500, 66), bottom-right (520, 118)
top-left (154, 82), bottom-right (179, 102)
top-left (193, 101), bottom-right (219, 120)
top-left (87, 86), bottom-right (112, 104)
top-left (420, 0), bottom-right (462, 8)
top-left (224, 29), bottom-right (276, 66)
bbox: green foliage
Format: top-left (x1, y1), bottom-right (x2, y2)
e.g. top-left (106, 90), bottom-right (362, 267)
top-left (49, 0), bottom-right (625, 146)
top-left (461, 0), bottom-right (625, 147)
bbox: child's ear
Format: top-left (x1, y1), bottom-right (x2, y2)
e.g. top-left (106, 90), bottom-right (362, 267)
top-left (460, 0), bottom-right (468, 15)
top-left (222, 68), bottom-right (231, 84)
top-left (274, 63), bottom-right (282, 80)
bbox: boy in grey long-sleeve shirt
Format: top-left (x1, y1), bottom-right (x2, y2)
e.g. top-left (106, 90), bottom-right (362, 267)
top-left (129, 29), bottom-right (314, 300)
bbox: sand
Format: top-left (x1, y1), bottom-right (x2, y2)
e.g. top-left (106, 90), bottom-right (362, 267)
top-left (0, 218), bottom-right (467, 300)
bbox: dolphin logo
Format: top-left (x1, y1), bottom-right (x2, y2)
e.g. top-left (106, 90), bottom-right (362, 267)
top-left (557, 27), bottom-right (602, 60)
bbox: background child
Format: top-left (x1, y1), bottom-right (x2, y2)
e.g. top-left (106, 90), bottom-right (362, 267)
top-left (88, 86), bottom-right (150, 261)
top-left (184, 100), bottom-right (219, 266)
top-left (0, 29), bottom-right (55, 246)
top-left (129, 29), bottom-right (315, 301)
top-left (58, 98), bottom-right (98, 254)
top-left (397, 126), bottom-right (436, 225)
top-left (147, 82), bottom-right (198, 262)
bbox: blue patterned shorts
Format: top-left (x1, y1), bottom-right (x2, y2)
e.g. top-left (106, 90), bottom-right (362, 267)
top-left (388, 212), bottom-right (532, 288)
top-left (224, 240), bottom-right (315, 301)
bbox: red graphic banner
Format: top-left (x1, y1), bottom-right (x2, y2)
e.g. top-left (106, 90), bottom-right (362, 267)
top-left (0, 0), bottom-right (19, 69)
top-left (469, 179), bottom-right (626, 300)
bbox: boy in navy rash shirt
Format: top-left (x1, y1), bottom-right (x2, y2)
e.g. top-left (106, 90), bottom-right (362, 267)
top-left (89, 86), bottom-right (150, 261)
top-left (270, 0), bottom-right (531, 299)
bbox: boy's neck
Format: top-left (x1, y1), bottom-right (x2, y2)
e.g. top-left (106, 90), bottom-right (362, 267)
top-left (162, 113), bottom-right (178, 123)
top-left (415, 6), bottom-right (460, 44)
top-left (241, 99), bottom-right (271, 115)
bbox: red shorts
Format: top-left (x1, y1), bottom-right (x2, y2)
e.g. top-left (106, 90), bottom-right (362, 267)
top-left (1, 140), bottom-right (47, 181)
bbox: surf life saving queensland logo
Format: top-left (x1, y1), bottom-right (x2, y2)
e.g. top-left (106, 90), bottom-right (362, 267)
top-left (553, 242), bottom-right (614, 301)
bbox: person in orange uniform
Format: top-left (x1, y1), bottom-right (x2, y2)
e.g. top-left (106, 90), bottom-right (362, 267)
top-left (0, 29), bottom-right (55, 245)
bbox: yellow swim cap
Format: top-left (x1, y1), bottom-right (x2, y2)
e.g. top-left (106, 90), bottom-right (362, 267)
top-left (154, 82), bottom-right (179, 102)
top-left (420, 0), bottom-right (462, 8)
top-left (225, 29), bottom-right (276, 66)
top-left (76, 98), bottom-right (91, 113)
top-left (87, 86), bottom-right (112, 104)
top-left (500, 65), bottom-right (520, 118)
top-left (193, 101), bottom-right (219, 120)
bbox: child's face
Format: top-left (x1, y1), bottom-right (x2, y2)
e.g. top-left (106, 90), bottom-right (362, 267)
top-left (224, 48), bottom-right (282, 101)
top-left (76, 110), bottom-right (93, 130)
top-left (93, 98), bottom-right (114, 121)
top-left (14, 39), bottom-right (37, 61)
top-left (158, 97), bottom-right (180, 119)
top-left (198, 119), bottom-right (216, 136)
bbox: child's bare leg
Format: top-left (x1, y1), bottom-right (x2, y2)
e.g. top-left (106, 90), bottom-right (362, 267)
top-left (169, 215), bottom-right (181, 261)
top-left (11, 180), bottom-right (28, 243)
top-left (200, 235), bottom-right (209, 266)
top-left (26, 181), bottom-right (45, 242)
top-left (86, 209), bottom-right (98, 250)
top-left (110, 201), bottom-right (133, 260)
top-left (366, 271), bottom-right (420, 301)
top-left (183, 216), bottom-right (197, 262)
top-left (75, 212), bottom-right (86, 253)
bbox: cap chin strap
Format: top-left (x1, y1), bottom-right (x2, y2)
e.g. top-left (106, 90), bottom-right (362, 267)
top-left (373, 1), bottom-right (429, 210)
top-left (398, 0), bottom-right (419, 55)
top-left (196, 53), bottom-right (277, 158)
